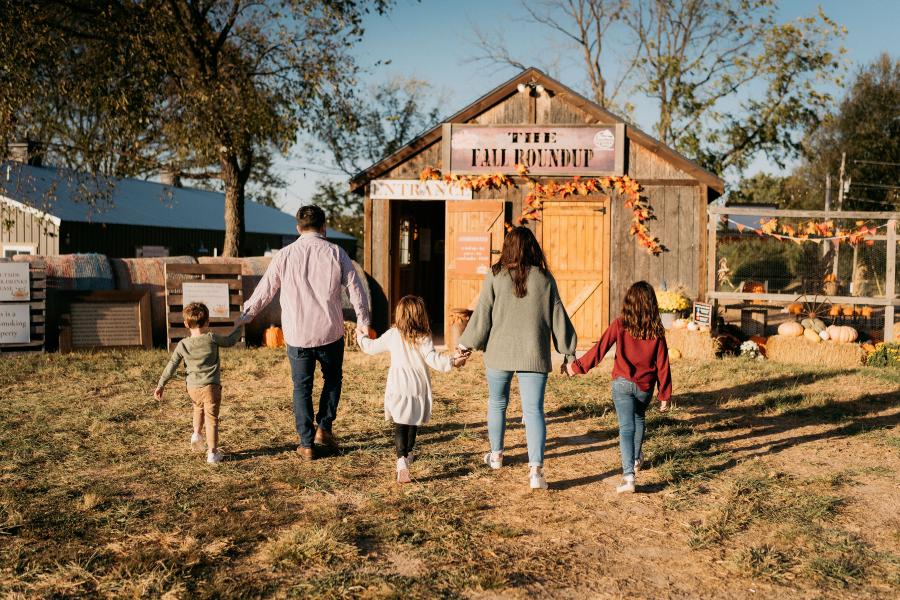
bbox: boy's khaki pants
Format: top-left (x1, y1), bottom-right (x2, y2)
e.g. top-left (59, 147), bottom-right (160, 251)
top-left (188, 384), bottom-right (222, 452)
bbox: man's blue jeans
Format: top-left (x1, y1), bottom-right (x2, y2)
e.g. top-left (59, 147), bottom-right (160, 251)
top-left (486, 368), bottom-right (549, 467)
top-left (611, 377), bottom-right (652, 476)
top-left (286, 339), bottom-right (344, 448)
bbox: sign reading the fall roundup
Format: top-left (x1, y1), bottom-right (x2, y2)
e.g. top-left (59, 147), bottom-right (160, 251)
top-left (444, 124), bottom-right (625, 176)
top-left (0, 262), bottom-right (30, 302)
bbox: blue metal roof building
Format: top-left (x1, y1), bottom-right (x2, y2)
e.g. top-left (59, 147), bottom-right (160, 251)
top-left (0, 162), bottom-right (356, 258)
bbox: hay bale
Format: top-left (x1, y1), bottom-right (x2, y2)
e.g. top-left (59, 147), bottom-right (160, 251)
top-left (765, 335), bottom-right (865, 368)
top-left (665, 329), bottom-right (721, 361)
top-left (111, 256), bottom-right (197, 347)
top-left (198, 256), bottom-right (279, 346)
top-left (13, 253), bottom-right (113, 290)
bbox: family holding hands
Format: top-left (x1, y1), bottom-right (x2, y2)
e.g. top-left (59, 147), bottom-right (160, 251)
top-left (155, 205), bottom-right (672, 494)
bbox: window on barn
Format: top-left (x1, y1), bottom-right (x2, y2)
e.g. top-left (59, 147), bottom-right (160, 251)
top-left (399, 219), bottom-right (412, 266)
top-left (2, 244), bottom-right (35, 258)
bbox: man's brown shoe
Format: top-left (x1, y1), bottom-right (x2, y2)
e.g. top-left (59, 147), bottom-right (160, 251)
top-left (314, 428), bottom-right (339, 449)
top-left (297, 446), bottom-right (315, 460)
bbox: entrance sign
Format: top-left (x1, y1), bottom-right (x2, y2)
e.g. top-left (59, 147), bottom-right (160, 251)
top-left (454, 232), bottom-right (492, 275)
top-left (182, 282), bottom-right (230, 319)
top-left (0, 262), bottom-right (30, 301)
top-left (370, 179), bottom-right (473, 200)
top-left (443, 123), bottom-right (625, 176)
top-left (0, 303), bottom-right (30, 344)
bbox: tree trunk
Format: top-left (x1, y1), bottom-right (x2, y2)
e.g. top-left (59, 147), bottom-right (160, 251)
top-left (221, 156), bottom-right (246, 257)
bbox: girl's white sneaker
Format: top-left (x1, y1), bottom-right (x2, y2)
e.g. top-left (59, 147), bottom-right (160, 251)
top-left (396, 457), bottom-right (411, 484)
top-left (207, 450), bottom-right (224, 464)
top-left (616, 475), bottom-right (636, 494)
top-left (483, 451), bottom-right (503, 470)
top-left (190, 432), bottom-right (205, 452)
top-left (529, 466), bottom-right (548, 490)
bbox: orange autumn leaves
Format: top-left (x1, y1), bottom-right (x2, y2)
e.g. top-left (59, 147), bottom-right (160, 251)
top-left (749, 218), bottom-right (879, 246)
top-left (419, 164), bottom-right (664, 255)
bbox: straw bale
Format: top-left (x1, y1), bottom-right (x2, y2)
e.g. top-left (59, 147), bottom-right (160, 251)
top-left (765, 335), bottom-right (866, 368)
top-left (665, 329), bottom-right (721, 361)
top-left (13, 253), bottom-right (113, 290)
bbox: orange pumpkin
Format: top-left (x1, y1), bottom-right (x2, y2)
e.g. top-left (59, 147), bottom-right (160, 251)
top-left (743, 281), bottom-right (766, 294)
top-left (787, 303), bottom-right (804, 316)
top-left (860, 306), bottom-right (873, 318)
top-left (842, 305), bottom-right (855, 317)
top-left (828, 305), bottom-right (841, 317)
top-left (264, 326), bottom-right (285, 348)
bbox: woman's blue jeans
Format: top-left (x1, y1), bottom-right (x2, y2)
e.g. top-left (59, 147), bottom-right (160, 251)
top-left (611, 377), bottom-right (652, 476)
top-left (486, 368), bottom-right (548, 467)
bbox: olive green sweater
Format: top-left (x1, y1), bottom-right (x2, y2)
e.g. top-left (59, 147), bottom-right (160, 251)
top-left (459, 268), bottom-right (577, 373)
top-left (157, 329), bottom-right (242, 389)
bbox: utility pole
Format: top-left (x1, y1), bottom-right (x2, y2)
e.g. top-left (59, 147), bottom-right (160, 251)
top-left (824, 174), bottom-right (832, 258)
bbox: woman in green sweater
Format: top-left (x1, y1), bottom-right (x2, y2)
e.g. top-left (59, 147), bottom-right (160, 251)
top-left (458, 226), bottom-right (577, 490)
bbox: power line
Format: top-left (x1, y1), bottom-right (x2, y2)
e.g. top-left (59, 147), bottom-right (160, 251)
top-left (849, 181), bottom-right (900, 191)
top-left (852, 159), bottom-right (900, 168)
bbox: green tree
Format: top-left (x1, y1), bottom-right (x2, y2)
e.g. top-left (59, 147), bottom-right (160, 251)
top-left (800, 54), bottom-right (900, 211)
top-left (1, 0), bottom-right (391, 256)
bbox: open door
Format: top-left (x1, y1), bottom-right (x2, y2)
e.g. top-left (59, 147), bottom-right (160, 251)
top-left (542, 198), bottom-right (610, 347)
top-left (445, 200), bottom-right (506, 337)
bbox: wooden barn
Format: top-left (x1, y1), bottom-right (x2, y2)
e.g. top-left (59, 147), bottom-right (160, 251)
top-left (350, 68), bottom-right (724, 346)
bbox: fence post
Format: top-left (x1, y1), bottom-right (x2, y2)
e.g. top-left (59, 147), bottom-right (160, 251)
top-left (885, 219), bottom-right (897, 343)
top-left (706, 209), bottom-right (717, 302)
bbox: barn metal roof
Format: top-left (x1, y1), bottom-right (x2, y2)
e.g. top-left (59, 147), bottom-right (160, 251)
top-left (0, 162), bottom-right (355, 240)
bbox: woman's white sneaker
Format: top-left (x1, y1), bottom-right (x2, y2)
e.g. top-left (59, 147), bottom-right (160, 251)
top-left (483, 451), bottom-right (503, 470)
top-left (530, 466), bottom-right (548, 490)
top-left (616, 475), bottom-right (636, 494)
top-left (207, 450), bottom-right (224, 464)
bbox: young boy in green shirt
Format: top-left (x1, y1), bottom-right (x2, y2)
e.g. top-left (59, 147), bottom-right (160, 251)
top-left (155, 302), bottom-right (242, 463)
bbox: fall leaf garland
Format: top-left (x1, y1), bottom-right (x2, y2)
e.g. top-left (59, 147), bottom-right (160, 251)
top-left (419, 164), bottom-right (665, 255)
top-left (728, 217), bottom-right (885, 246)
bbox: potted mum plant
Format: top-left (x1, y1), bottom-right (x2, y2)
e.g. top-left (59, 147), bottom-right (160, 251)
top-left (656, 287), bottom-right (690, 329)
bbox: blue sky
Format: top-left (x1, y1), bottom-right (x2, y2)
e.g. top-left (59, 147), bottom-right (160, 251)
top-left (273, 0), bottom-right (900, 214)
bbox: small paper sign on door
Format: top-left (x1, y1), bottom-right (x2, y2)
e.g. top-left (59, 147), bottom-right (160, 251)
top-left (182, 282), bottom-right (231, 319)
top-left (455, 232), bottom-right (492, 275)
top-left (0, 263), bottom-right (30, 301)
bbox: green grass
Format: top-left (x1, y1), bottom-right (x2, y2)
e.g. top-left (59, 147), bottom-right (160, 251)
top-left (0, 349), bottom-right (898, 598)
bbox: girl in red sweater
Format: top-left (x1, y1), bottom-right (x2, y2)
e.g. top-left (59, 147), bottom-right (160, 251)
top-left (567, 281), bottom-right (672, 493)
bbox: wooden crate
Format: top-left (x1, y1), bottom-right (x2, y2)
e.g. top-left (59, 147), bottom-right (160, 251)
top-left (0, 259), bottom-right (46, 356)
top-left (165, 263), bottom-right (245, 351)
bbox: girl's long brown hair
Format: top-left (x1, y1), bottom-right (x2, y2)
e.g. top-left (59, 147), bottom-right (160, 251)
top-left (491, 226), bottom-right (547, 298)
top-left (395, 295), bottom-right (432, 344)
top-left (621, 281), bottom-right (665, 340)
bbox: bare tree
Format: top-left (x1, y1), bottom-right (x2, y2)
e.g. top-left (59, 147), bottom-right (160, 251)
top-left (469, 0), bottom-right (636, 112)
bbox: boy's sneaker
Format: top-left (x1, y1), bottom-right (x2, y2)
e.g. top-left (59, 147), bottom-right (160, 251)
top-left (529, 466), bottom-right (548, 490)
top-left (207, 450), bottom-right (224, 464)
top-left (483, 451), bottom-right (503, 470)
top-left (190, 432), bottom-right (205, 452)
top-left (616, 475), bottom-right (636, 494)
top-left (396, 457), bottom-right (411, 484)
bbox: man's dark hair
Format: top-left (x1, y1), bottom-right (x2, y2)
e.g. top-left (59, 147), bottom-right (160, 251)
top-left (296, 205), bottom-right (327, 231)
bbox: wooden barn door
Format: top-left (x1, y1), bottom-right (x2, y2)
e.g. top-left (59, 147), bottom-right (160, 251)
top-left (445, 200), bottom-right (506, 337)
top-left (542, 199), bottom-right (610, 348)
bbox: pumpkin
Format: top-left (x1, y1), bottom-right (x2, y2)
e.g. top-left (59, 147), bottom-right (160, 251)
top-left (842, 305), bottom-right (855, 317)
top-left (786, 303), bottom-right (803, 316)
top-left (778, 321), bottom-right (804, 337)
top-left (860, 306), bottom-right (873, 318)
top-left (743, 281), bottom-right (766, 294)
top-left (669, 348), bottom-right (682, 360)
top-left (264, 326), bottom-right (285, 348)
top-left (894, 322), bottom-right (900, 342)
top-left (819, 329), bottom-right (829, 341)
top-left (862, 343), bottom-right (876, 354)
top-left (826, 325), bottom-right (857, 344)
top-left (801, 318), bottom-right (826, 333)
top-left (828, 305), bottom-right (841, 317)
top-left (672, 318), bottom-right (688, 330)
top-left (803, 328), bottom-right (821, 343)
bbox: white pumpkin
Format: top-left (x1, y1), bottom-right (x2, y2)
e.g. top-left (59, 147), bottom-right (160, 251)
top-left (778, 321), bottom-right (804, 337)
top-left (819, 330), bottom-right (830, 341)
top-left (826, 325), bottom-right (858, 344)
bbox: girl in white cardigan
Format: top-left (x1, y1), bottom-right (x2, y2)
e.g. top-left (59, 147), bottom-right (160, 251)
top-left (357, 295), bottom-right (465, 483)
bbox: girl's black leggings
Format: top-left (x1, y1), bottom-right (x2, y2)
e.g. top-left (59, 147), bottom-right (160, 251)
top-left (394, 424), bottom-right (418, 458)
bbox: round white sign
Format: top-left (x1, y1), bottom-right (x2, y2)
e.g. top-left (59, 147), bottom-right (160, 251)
top-left (593, 129), bottom-right (615, 150)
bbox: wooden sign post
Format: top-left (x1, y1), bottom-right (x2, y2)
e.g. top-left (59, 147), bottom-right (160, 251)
top-left (165, 263), bottom-right (244, 350)
top-left (0, 259), bottom-right (45, 356)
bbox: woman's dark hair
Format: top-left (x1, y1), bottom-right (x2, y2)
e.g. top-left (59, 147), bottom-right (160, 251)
top-left (492, 226), bottom-right (547, 298)
top-left (621, 281), bottom-right (665, 340)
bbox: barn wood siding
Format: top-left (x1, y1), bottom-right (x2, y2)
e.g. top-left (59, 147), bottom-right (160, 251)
top-left (1, 202), bottom-right (60, 255)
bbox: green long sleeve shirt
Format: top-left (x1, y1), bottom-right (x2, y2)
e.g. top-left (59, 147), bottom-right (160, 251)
top-left (157, 329), bottom-right (242, 389)
top-left (459, 268), bottom-right (577, 373)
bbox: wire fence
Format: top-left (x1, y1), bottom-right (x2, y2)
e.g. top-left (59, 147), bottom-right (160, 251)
top-left (707, 206), bottom-right (899, 342)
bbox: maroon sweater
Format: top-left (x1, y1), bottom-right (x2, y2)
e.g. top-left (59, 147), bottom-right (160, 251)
top-left (571, 318), bottom-right (672, 402)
